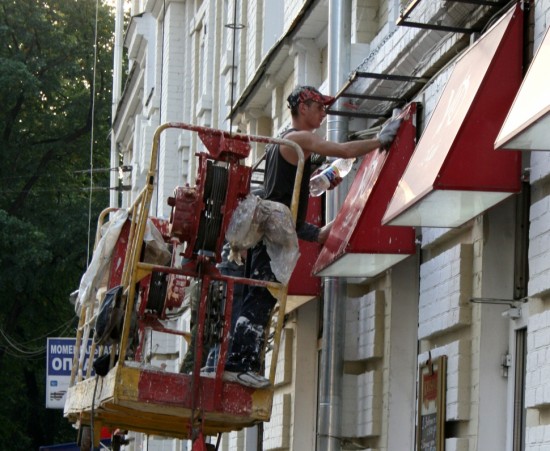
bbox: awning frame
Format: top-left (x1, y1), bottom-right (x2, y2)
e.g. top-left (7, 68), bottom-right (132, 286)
top-left (397, 0), bottom-right (509, 33)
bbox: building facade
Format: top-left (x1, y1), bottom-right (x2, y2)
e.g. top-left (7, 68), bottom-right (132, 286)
top-left (109, 0), bottom-right (550, 450)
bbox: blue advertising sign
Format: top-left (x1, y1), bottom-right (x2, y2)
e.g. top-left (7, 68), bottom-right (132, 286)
top-left (47, 337), bottom-right (79, 376)
top-left (46, 337), bottom-right (106, 409)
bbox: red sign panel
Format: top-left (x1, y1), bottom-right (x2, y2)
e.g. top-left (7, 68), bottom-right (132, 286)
top-left (288, 196), bottom-right (322, 296)
top-left (313, 103), bottom-right (417, 278)
top-left (383, 4), bottom-right (523, 228)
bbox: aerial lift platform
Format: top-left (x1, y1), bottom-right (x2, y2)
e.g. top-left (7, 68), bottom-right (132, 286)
top-left (64, 123), bottom-right (305, 450)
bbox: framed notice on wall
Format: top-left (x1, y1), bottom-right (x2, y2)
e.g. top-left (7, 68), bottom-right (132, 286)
top-left (417, 355), bottom-right (447, 451)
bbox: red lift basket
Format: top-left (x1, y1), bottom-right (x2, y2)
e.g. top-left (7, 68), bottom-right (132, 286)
top-left (64, 123), bottom-right (306, 450)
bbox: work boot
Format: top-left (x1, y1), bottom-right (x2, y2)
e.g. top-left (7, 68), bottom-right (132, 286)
top-left (222, 371), bottom-right (270, 389)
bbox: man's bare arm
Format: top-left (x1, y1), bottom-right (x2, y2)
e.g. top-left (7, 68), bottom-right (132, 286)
top-left (280, 131), bottom-right (381, 164)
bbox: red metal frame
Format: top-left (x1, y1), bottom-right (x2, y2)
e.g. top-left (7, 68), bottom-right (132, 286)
top-left (288, 196), bottom-right (322, 296)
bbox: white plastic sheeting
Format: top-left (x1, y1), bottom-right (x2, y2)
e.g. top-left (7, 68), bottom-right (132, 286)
top-left (74, 210), bottom-right (171, 316)
top-left (74, 209), bottom-right (128, 316)
top-left (225, 194), bottom-right (300, 285)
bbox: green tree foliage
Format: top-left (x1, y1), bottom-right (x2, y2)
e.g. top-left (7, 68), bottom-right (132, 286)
top-left (0, 0), bottom-right (116, 448)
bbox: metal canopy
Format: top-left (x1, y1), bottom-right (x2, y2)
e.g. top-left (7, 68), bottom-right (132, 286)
top-left (382, 4), bottom-right (523, 228)
top-left (397, 0), bottom-right (508, 34)
top-left (495, 24), bottom-right (550, 151)
top-left (312, 103), bottom-right (417, 278)
top-left (326, 71), bottom-right (427, 119)
top-left (328, 1), bottom-right (512, 121)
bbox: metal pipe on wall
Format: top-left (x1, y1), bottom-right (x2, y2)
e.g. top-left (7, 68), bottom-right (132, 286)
top-left (317, 1), bottom-right (351, 450)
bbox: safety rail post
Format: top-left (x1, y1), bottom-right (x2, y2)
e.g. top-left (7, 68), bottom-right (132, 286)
top-left (69, 206), bottom-right (120, 386)
top-left (69, 306), bottom-right (87, 386)
top-left (116, 123), bottom-right (168, 363)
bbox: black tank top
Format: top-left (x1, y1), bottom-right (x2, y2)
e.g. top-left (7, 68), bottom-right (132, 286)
top-left (263, 128), bottom-right (312, 228)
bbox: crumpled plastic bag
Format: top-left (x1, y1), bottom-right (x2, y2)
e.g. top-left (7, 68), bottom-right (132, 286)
top-left (225, 194), bottom-right (262, 263)
top-left (143, 219), bottom-right (171, 265)
top-left (225, 193), bottom-right (300, 285)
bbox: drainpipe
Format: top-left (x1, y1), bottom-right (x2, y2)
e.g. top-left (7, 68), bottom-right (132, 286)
top-left (110, 0), bottom-right (124, 208)
top-left (317, 1), bottom-right (351, 450)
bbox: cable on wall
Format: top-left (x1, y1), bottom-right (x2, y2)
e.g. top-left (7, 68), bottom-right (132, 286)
top-left (226, 0), bottom-right (245, 134)
top-left (86, 0), bottom-right (101, 265)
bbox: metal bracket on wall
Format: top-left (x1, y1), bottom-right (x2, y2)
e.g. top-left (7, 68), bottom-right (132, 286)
top-left (326, 71), bottom-right (427, 119)
top-left (397, 0), bottom-right (508, 34)
top-left (470, 297), bottom-right (529, 319)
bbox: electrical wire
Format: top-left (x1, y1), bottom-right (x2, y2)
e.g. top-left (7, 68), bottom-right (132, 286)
top-left (0, 186), bottom-right (127, 194)
top-left (0, 317), bottom-right (76, 358)
top-left (0, 166), bottom-right (128, 185)
top-left (19, 317), bottom-right (75, 343)
top-left (0, 334), bottom-right (44, 357)
top-left (86, 0), bottom-right (101, 266)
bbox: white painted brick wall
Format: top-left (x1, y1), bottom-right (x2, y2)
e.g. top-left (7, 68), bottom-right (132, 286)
top-left (529, 197), bottom-right (550, 295)
top-left (534, 0), bottom-right (550, 42)
top-left (342, 374), bottom-right (359, 437)
top-left (526, 424), bottom-right (550, 450)
top-left (530, 152), bottom-right (550, 184)
top-left (421, 226), bottom-right (453, 248)
top-left (264, 393), bottom-right (291, 449)
top-left (345, 298), bottom-right (360, 361)
top-left (143, 319), bottom-right (181, 363)
top-left (353, 0), bottom-right (379, 44)
top-left (262, 1), bottom-right (284, 55)
top-left (246, 0), bottom-right (263, 85)
top-left (226, 430), bottom-right (244, 450)
top-left (162, 3), bottom-right (185, 120)
top-left (144, 436), bottom-right (182, 451)
top-left (526, 310), bottom-right (550, 408)
top-left (284, 0), bottom-right (303, 29)
top-left (139, 120), bottom-right (155, 181)
top-left (265, 328), bottom-right (293, 386)
top-left (525, 0), bottom-right (550, 182)
top-left (345, 291), bottom-right (384, 361)
top-left (357, 370), bottom-right (382, 437)
top-left (419, 340), bottom-right (471, 420)
top-left (115, 1), bottom-right (550, 450)
top-left (445, 438), bottom-right (470, 451)
top-left (418, 244), bottom-right (472, 339)
top-left (342, 371), bottom-right (382, 438)
top-left (417, 62), bottom-right (453, 134)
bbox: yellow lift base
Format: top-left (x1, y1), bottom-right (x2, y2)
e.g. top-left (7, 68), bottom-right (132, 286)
top-left (64, 362), bottom-right (273, 440)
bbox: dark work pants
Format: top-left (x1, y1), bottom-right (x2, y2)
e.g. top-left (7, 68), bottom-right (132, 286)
top-left (202, 263), bottom-right (246, 372)
top-left (225, 242), bottom-right (277, 373)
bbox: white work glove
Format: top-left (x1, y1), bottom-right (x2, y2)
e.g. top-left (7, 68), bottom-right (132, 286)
top-left (377, 116), bottom-right (403, 149)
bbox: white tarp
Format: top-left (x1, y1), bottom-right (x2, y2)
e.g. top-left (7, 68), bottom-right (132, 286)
top-left (74, 209), bottom-right (128, 316)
